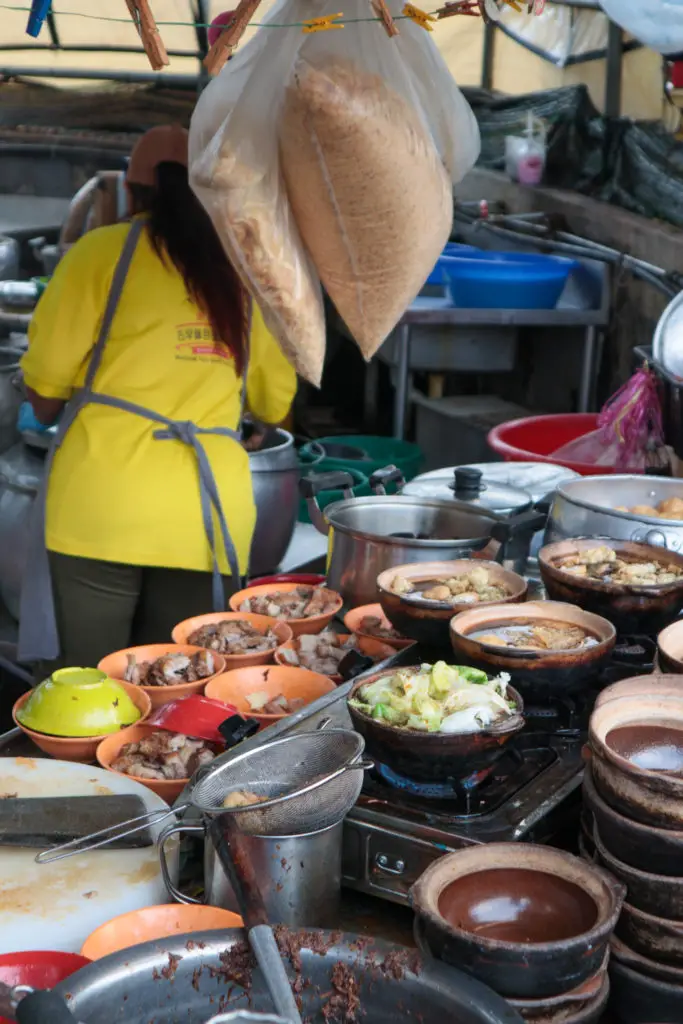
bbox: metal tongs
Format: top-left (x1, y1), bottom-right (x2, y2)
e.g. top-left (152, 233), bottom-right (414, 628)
top-left (0, 981), bottom-right (81, 1024)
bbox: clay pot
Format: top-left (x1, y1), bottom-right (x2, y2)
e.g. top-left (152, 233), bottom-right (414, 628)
top-left (617, 902), bottom-right (683, 968)
top-left (539, 539), bottom-right (683, 636)
top-left (594, 827), bottom-right (683, 919)
top-left (611, 935), bottom-right (683, 987)
top-left (410, 843), bottom-right (625, 1000)
top-left (583, 765), bottom-right (683, 877)
top-left (505, 955), bottom-right (609, 1022)
top-left (589, 694), bottom-right (683, 829)
top-left (609, 958), bottom-right (683, 1024)
top-left (377, 560), bottom-right (527, 648)
top-left (594, 675), bottom-right (683, 709)
top-left (449, 601), bottom-right (615, 698)
top-left (657, 621), bottom-right (683, 675)
top-left (347, 669), bottom-right (524, 782)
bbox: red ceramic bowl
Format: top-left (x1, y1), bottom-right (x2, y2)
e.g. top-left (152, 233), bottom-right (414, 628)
top-left (0, 951), bottom-right (91, 1024)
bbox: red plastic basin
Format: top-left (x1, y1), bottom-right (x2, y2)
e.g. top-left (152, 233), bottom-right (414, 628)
top-left (0, 952), bottom-right (90, 1024)
top-left (487, 413), bottom-right (620, 476)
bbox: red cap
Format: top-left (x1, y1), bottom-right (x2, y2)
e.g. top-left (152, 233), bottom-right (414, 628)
top-left (127, 124), bottom-right (189, 187)
top-left (208, 10), bottom-right (237, 48)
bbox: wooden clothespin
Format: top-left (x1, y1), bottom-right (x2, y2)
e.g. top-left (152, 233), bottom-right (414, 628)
top-left (204, 0), bottom-right (262, 74)
top-left (371, 0), bottom-right (399, 37)
top-left (436, 1), bottom-right (480, 19)
top-left (302, 11), bottom-right (344, 32)
top-left (402, 3), bottom-right (436, 30)
top-left (125, 0), bottom-right (169, 71)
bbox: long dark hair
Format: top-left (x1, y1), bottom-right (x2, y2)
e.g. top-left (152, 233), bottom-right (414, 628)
top-left (129, 161), bottom-right (248, 375)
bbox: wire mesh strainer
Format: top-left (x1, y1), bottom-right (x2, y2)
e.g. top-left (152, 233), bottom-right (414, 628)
top-left (36, 727), bottom-right (370, 862)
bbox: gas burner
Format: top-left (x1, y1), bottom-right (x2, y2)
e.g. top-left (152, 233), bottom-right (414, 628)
top-left (373, 761), bottom-right (498, 800)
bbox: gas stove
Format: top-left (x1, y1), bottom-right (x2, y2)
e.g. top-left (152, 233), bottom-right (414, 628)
top-left (341, 633), bottom-right (656, 905)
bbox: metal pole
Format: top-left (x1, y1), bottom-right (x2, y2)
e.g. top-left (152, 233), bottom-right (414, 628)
top-left (0, 65), bottom-right (199, 87)
top-left (481, 20), bottom-right (496, 91)
top-left (605, 20), bottom-right (623, 118)
top-left (394, 324), bottom-right (411, 440)
top-left (578, 326), bottom-right (597, 413)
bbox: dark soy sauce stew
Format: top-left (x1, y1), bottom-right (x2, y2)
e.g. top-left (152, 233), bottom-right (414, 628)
top-left (469, 619), bottom-right (599, 653)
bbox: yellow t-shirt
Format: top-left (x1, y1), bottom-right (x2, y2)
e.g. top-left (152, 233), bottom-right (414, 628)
top-left (22, 221), bottom-right (297, 575)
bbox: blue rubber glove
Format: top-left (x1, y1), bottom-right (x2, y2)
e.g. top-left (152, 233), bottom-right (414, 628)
top-left (18, 401), bottom-right (55, 434)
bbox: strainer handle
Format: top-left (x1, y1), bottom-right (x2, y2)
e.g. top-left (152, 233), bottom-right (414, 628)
top-left (35, 805), bottom-right (183, 864)
top-left (159, 822), bottom-right (205, 905)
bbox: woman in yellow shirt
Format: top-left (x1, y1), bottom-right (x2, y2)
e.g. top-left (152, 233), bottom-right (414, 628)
top-left (19, 125), bottom-right (297, 668)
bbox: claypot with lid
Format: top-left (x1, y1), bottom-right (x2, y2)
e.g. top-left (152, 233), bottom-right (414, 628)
top-left (594, 674), bottom-right (683, 709)
top-left (589, 694), bottom-right (683, 828)
top-left (617, 901), bottom-right (683, 968)
top-left (410, 843), bottom-right (625, 1000)
top-left (609, 957), bottom-right (683, 1024)
top-left (593, 826), bottom-right (683, 920)
top-left (657, 620), bottom-right (683, 675)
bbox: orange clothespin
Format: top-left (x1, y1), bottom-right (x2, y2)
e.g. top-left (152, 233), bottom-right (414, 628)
top-left (500, 0), bottom-right (522, 10)
top-left (125, 0), bottom-right (168, 71)
top-left (371, 0), bottom-right (399, 37)
top-left (302, 12), bottom-right (344, 32)
top-left (204, 0), bottom-right (262, 74)
top-left (402, 3), bottom-right (436, 30)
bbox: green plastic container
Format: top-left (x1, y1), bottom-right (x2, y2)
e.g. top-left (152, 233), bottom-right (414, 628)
top-left (299, 435), bottom-right (424, 482)
top-left (297, 466), bottom-right (370, 524)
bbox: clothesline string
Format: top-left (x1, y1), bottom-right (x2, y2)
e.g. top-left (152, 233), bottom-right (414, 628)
top-left (0, 2), bottom-right (454, 27)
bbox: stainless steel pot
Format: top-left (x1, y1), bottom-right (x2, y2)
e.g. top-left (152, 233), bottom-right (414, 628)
top-left (159, 819), bottom-right (342, 928)
top-left (546, 475), bottom-right (683, 552)
top-left (248, 428), bottom-right (300, 576)
top-left (303, 469), bottom-right (545, 608)
top-left (0, 443), bottom-right (43, 619)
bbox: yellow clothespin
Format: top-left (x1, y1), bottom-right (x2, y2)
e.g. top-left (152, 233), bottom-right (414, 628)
top-left (371, 0), bottom-right (399, 37)
top-left (204, 0), bottom-right (262, 74)
top-left (302, 12), bottom-right (344, 32)
top-left (402, 3), bottom-right (436, 30)
top-left (125, 0), bottom-right (168, 71)
top-left (500, 0), bottom-right (522, 10)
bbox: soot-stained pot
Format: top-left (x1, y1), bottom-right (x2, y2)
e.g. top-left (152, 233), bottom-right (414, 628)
top-left (506, 964), bottom-right (610, 1024)
top-left (347, 668), bottom-right (525, 783)
top-left (594, 674), bottom-right (683, 709)
top-left (617, 902), bottom-right (683, 968)
top-left (449, 601), bottom-right (616, 699)
top-left (611, 934), bottom-right (683, 987)
top-left (609, 957), bottom-right (683, 1024)
top-left (588, 693), bottom-right (683, 829)
top-left (539, 539), bottom-right (683, 636)
top-left (376, 560), bottom-right (528, 648)
top-left (410, 843), bottom-right (625, 1000)
top-left (593, 826), bottom-right (683, 919)
top-left (582, 765), bottom-right (683, 877)
top-left (657, 620), bottom-right (683, 674)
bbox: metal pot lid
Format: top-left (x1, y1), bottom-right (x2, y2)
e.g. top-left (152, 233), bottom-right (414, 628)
top-left (403, 465), bottom-right (532, 515)
top-left (653, 290), bottom-right (683, 379)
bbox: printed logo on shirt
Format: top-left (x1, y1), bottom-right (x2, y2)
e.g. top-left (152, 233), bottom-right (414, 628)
top-left (175, 321), bottom-right (233, 362)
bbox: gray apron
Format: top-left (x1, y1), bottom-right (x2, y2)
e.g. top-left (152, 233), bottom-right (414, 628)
top-left (18, 219), bottom-right (246, 663)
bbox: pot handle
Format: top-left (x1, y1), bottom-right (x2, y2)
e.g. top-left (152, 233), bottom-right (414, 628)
top-left (299, 471), bottom-right (356, 536)
top-left (369, 465), bottom-right (404, 495)
top-left (159, 821), bottom-right (206, 905)
top-left (490, 508), bottom-right (548, 562)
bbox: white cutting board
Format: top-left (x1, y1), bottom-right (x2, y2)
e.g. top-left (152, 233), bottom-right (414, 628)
top-left (0, 757), bottom-right (179, 954)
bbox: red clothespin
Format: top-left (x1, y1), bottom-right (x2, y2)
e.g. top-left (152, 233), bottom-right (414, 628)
top-left (125, 0), bottom-right (169, 71)
top-left (371, 0), bottom-right (399, 37)
top-left (204, 0), bottom-right (262, 73)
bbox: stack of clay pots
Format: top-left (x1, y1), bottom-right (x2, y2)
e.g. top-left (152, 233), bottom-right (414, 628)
top-left (583, 675), bottom-right (683, 1024)
top-left (410, 842), bottom-right (624, 1023)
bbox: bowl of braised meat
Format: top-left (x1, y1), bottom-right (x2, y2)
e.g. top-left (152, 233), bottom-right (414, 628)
top-left (97, 645), bottom-right (226, 709)
top-left (229, 584), bottom-right (343, 636)
top-left (204, 665), bottom-right (337, 727)
top-left (539, 539), bottom-right (683, 635)
top-left (343, 604), bottom-right (414, 649)
top-left (172, 612), bottom-right (293, 669)
top-left (378, 560), bottom-right (528, 647)
top-left (450, 600), bottom-right (616, 698)
top-left (96, 724), bottom-right (219, 801)
top-left (274, 632), bottom-right (395, 682)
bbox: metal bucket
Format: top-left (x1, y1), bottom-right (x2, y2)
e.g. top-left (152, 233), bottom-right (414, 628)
top-left (159, 819), bottom-right (342, 928)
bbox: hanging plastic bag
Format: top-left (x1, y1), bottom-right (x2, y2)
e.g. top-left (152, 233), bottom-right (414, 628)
top-left (189, 0), bottom-right (480, 384)
top-left (551, 366), bottom-right (666, 473)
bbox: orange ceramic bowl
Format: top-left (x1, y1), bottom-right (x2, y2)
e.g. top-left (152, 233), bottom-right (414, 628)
top-left (228, 583), bottom-right (343, 637)
top-left (96, 724), bottom-right (205, 801)
top-left (343, 604), bottom-right (414, 649)
top-left (81, 904), bottom-right (243, 960)
top-left (205, 665), bottom-right (336, 727)
top-left (274, 633), bottom-right (396, 682)
top-left (12, 684), bottom-right (151, 763)
top-left (97, 645), bottom-right (227, 710)
top-left (171, 612), bottom-right (293, 669)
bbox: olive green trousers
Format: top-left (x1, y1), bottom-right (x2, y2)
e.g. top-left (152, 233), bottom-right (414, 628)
top-left (41, 551), bottom-right (231, 674)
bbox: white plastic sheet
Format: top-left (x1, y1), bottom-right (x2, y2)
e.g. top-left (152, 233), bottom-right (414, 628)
top-left (599, 0), bottom-right (683, 56)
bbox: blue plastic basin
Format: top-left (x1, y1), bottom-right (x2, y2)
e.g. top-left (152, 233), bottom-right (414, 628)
top-left (425, 244), bottom-right (480, 286)
top-left (440, 251), bottom-right (576, 310)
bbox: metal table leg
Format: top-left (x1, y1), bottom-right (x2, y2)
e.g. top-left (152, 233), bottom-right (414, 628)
top-left (578, 326), bottom-right (597, 413)
top-left (394, 322), bottom-right (411, 440)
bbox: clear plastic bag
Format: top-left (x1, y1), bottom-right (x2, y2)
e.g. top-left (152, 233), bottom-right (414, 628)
top-left (189, 0), bottom-right (480, 384)
top-left (598, 0), bottom-right (683, 56)
top-left (551, 367), bottom-right (666, 473)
